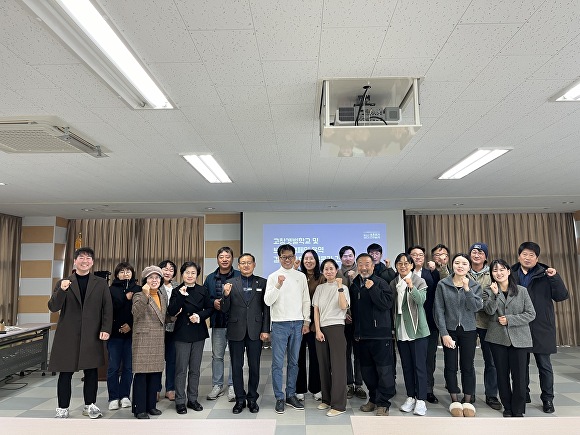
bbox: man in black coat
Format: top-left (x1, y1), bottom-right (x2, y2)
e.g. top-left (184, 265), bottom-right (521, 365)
top-left (222, 253), bottom-right (271, 414)
top-left (511, 241), bottom-right (569, 414)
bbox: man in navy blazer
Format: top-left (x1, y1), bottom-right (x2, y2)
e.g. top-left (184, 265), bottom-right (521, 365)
top-left (222, 253), bottom-right (271, 414)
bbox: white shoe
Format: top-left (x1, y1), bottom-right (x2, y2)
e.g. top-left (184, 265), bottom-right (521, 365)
top-left (120, 397), bottom-right (131, 408)
top-left (227, 386), bottom-right (235, 402)
top-left (296, 393), bottom-right (305, 401)
top-left (327, 409), bottom-right (345, 417)
top-left (400, 397), bottom-right (416, 413)
top-left (83, 403), bottom-right (102, 419)
top-left (207, 385), bottom-right (224, 400)
top-left (313, 391), bottom-right (322, 401)
top-left (55, 408), bottom-right (69, 418)
top-left (413, 399), bottom-right (427, 416)
top-left (317, 402), bottom-right (330, 410)
top-left (108, 400), bottom-right (120, 410)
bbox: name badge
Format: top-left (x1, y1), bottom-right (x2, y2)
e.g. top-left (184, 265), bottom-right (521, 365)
top-left (256, 288), bottom-right (263, 292)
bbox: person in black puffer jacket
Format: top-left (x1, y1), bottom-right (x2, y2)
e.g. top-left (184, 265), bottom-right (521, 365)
top-left (107, 262), bottom-right (141, 411)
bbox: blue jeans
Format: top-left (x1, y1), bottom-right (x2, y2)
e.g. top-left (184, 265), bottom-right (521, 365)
top-left (271, 321), bottom-right (303, 400)
top-left (107, 337), bottom-right (132, 401)
top-left (211, 327), bottom-right (232, 387)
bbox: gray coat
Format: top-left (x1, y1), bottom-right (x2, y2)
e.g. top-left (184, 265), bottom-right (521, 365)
top-left (484, 285), bottom-right (536, 348)
top-left (433, 275), bottom-right (483, 336)
top-left (132, 289), bottom-right (167, 373)
top-left (48, 273), bottom-right (113, 372)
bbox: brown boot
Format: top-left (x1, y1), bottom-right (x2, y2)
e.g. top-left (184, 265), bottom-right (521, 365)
top-left (360, 401), bottom-right (376, 412)
top-left (376, 406), bottom-right (389, 416)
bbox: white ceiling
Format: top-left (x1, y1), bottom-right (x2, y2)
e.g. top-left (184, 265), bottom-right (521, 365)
top-left (0, 0), bottom-right (579, 218)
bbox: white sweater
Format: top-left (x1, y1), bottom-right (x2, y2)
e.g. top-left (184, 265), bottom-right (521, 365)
top-left (264, 266), bottom-right (310, 324)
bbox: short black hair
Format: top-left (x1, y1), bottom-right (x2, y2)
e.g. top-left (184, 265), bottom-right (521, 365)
top-left (238, 253), bottom-right (256, 263)
top-left (366, 243), bottom-right (382, 254)
top-left (394, 252), bottom-right (415, 269)
top-left (277, 244), bottom-right (295, 256)
top-left (114, 262), bottom-right (135, 278)
top-left (180, 261), bottom-right (201, 276)
top-left (430, 243), bottom-right (449, 255)
top-left (518, 241), bottom-right (540, 257)
top-left (74, 247), bottom-right (94, 259)
top-left (158, 260), bottom-right (177, 278)
top-left (320, 258), bottom-right (339, 271)
top-left (339, 245), bottom-right (355, 257)
top-left (217, 246), bottom-right (234, 258)
top-left (407, 245), bottom-right (425, 255)
top-left (356, 253), bottom-right (373, 263)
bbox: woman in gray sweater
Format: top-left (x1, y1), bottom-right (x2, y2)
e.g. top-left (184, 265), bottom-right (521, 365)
top-left (433, 253), bottom-right (483, 417)
top-left (484, 259), bottom-right (535, 417)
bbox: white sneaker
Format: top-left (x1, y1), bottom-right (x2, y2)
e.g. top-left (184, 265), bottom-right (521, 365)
top-left (413, 399), bottom-right (427, 416)
top-left (120, 397), bottom-right (131, 408)
top-left (108, 400), bottom-right (120, 410)
top-left (400, 397), bottom-right (416, 413)
top-left (296, 393), bottom-right (305, 401)
top-left (313, 392), bottom-right (322, 401)
top-left (227, 386), bottom-right (236, 402)
top-left (83, 403), bottom-right (102, 419)
top-left (207, 385), bottom-right (224, 400)
top-left (55, 408), bottom-right (69, 418)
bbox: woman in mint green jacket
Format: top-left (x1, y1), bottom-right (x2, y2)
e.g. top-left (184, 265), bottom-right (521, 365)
top-left (390, 253), bottom-right (429, 416)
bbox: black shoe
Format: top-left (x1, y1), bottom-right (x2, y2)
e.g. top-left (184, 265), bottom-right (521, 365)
top-left (285, 396), bottom-right (305, 410)
top-left (486, 396), bottom-right (502, 410)
top-left (232, 401), bottom-right (246, 414)
top-left (503, 410), bottom-right (512, 417)
top-left (135, 412), bottom-right (149, 419)
top-left (354, 386), bottom-right (367, 400)
top-left (526, 393), bottom-right (531, 403)
top-left (426, 393), bottom-right (439, 404)
top-left (275, 399), bottom-right (285, 414)
top-left (513, 413), bottom-right (524, 417)
top-left (347, 385), bottom-right (354, 399)
top-left (247, 401), bottom-right (259, 413)
top-left (542, 400), bottom-right (555, 413)
top-left (176, 404), bottom-right (187, 414)
top-left (187, 400), bottom-right (203, 411)
top-left (461, 395), bottom-right (476, 404)
top-left (148, 408), bottom-right (162, 416)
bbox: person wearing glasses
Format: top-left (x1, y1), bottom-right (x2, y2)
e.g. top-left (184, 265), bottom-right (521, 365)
top-left (264, 244), bottom-right (311, 414)
top-left (131, 266), bottom-right (168, 419)
top-left (408, 245), bottom-right (441, 405)
top-left (433, 253), bottom-right (483, 417)
top-left (429, 243), bottom-right (451, 279)
top-left (221, 253), bottom-right (270, 414)
top-left (391, 253), bottom-right (429, 416)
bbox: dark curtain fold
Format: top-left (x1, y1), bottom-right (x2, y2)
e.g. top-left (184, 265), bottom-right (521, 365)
top-left (0, 213), bottom-right (22, 325)
top-left (405, 213), bottom-right (579, 346)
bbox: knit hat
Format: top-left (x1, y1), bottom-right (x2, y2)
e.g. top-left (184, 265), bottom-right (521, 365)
top-left (142, 265), bottom-right (163, 279)
top-left (469, 243), bottom-right (488, 258)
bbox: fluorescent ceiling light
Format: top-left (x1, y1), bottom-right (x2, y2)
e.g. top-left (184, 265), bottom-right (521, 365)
top-left (182, 155), bottom-right (232, 184)
top-left (438, 148), bottom-right (511, 180)
top-left (22, 0), bottom-right (172, 109)
top-left (555, 80), bottom-right (580, 102)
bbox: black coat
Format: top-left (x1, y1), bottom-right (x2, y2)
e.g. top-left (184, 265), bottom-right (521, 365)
top-left (419, 267), bottom-right (440, 331)
top-left (167, 283), bottom-right (214, 343)
top-left (511, 262), bottom-right (569, 354)
top-left (109, 278), bottom-right (141, 339)
top-left (222, 275), bottom-right (270, 341)
top-left (349, 273), bottom-right (393, 340)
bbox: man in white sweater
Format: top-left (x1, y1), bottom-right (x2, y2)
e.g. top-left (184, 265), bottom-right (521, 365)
top-left (265, 244), bottom-right (311, 414)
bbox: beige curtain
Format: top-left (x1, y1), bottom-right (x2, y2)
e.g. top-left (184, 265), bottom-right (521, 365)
top-left (65, 217), bottom-right (204, 284)
top-left (65, 219), bottom-right (137, 279)
top-left (0, 213), bottom-right (22, 325)
top-left (135, 217), bottom-right (204, 282)
top-left (405, 213), bottom-right (579, 346)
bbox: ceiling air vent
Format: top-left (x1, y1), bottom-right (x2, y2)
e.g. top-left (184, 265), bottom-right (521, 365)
top-left (0, 116), bottom-right (108, 157)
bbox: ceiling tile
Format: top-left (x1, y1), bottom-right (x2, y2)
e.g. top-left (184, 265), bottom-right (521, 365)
top-left (263, 61), bottom-right (319, 105)
top-left (460, 0), bottom-right (545, 24)
top-left (175, 0), bottom-right (253, 30)
top-left (322, 0), bottom-right (396, 27)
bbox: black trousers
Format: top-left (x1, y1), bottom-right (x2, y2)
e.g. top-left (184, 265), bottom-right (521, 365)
top-left (229, 333), bottom-right (262, 402)
top-left (297, 331), bottom-right (321, 394)
top-left (345, 323), bottom-right (363, 386)
top-left (132, 372), bottom-right (161, 415)
top-left (57, 368), bottom-right (98, 408)
top-left (358, 339), bottom-right (395, 408)
top-left (397, 336), bottom-right (428, 400)
top-left (526, 352), bottom-right (554, 402)
top-left (442, 326), bottom-right (477, 396)
top-left (425, 328), bottom-right (439, 394)
top-left (490, 343), bottom-right (527, 415)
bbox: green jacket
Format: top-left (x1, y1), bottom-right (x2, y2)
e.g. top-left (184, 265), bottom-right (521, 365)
top-left (390, 274), bottom-right (430, 340)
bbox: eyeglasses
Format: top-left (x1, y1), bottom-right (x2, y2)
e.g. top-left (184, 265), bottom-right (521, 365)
top-left (396, 261), bottom-right (412, 267)
top-left (279, 255), bottom-right (295, 261)
top-left (239, 261), bottom-right (254, 266)
top-left (147, 275), bottom-right (161, 280)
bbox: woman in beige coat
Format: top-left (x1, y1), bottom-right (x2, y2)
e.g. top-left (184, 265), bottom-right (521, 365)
top-left (132, 266), bottom-right (167, 419)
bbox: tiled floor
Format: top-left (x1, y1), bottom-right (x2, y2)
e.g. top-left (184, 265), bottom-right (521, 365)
top-left (1, 346), bottom-right (580, 434)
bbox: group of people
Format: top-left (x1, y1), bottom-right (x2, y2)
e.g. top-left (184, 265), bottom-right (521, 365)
top-left (47, 239), bottom-right (569, 419)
